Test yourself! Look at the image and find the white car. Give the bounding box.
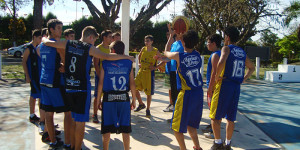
[7,43,29,57]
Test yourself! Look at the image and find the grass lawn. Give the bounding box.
[0,63,293,81]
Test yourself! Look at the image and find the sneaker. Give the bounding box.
[38,122,45,134]
[146,109,151,117]
[202,124,213,133]
[224,142,231,150]
[204,132,214,139]
[41,132,61,143]
[55,129,61,135]
[92,114,99,123]
[210,141,224,150]
[63,144,72,150]
[29,114,40,123]
[134,104,146,112]
[163,104,174,112]
[49,140,64,149]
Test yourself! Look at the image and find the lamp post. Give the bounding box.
[81,7,84,18]
[73,0,81,20]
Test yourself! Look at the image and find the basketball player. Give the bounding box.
[209,26,255,149]
[97,41,136,150]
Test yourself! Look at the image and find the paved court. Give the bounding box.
[239,80,300,150]
[0,79,284,150]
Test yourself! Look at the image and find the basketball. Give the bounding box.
[172,16,189,34]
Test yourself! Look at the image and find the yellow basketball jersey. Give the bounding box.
[140,46,158,70]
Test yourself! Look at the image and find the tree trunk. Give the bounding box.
[33,0,43,30]
[12,0,17,46]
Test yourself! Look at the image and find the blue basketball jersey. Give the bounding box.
[223,45,246,84]
[206,50,221,88]
[170,41,184,71]
[65,40,92,91]
[39,38,62,88]
[102,59,132,92]
[177,50,203,90]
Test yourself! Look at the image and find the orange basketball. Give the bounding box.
[172,16,189,34]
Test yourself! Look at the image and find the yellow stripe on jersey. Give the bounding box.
[209,63,226,119]
[172,90,185,132]
[177,70,191,91]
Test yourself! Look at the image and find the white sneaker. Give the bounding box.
[204,132,214,139]
[169,105,174,111]
[38,122,45,135]
[163,104,174,112]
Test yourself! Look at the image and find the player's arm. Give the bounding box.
[214,46,230,83]
[37,46,41,57]
[93,57,100,76]
[129,68,136,110]
[164,51,180,66]
[96,65,105,110]
[89,46,134,62]
[58,48,65,73]
[165,23,175,52]
[22,48,31,83]
[207,53,220,97]
[243,56,255,82]
[41,37,67,50]
[138,50,142,67]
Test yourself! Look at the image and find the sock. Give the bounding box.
[225,139,231,145]
[30,114,35,118]
[215,139,222,144]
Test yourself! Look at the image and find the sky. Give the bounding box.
[1,0,298,41]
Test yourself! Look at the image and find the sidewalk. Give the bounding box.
[0,79,282,150]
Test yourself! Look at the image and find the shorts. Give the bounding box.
[40,85,69,113]
[209,80,241,121]
[171,88,203,133]
[66,91,91,122]
[30,80,41,99]
[101,91,131,134]
[135,69,155,95]
[94,71,99,97]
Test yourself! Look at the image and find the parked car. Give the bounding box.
[7,43,30,57]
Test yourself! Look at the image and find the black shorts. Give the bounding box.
[170,71,180,103]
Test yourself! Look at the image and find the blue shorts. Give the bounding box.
[94,72,99,97]
[30,80,41,99]
[171,88,203,133]
[101,92,131,134]
[66,91,91,122]
[209,80,241,121]
[40,85,69,112]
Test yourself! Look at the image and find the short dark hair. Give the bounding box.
[47,19,63,35]
[112,32,120,38]
[82,26,99,38]
[144,35,154,41]
[101,30,113,40]
[224,26,239,43]
[42,28,48,37]
[110,41,125,55]
[32,29,41,39]
[64,28,75,37]
[207,34,222,48]
[182,30,199,49]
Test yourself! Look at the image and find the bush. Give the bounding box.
[0,38,11,50]
[203,55,210,64]
[289,58,300,64]
[271,61,280,68]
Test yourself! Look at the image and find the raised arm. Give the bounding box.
[22,48,31,83]
[165,23,175,53]
[89,46,134,62]
[96,65,105,110]
[164,51,180,66]
[129,68,136,110]
[243,56,255,82]
[215,46,230,83]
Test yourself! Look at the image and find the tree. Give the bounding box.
[260,30,281,61]
[33,0,43,29]
[276,31,300,59]
[283,1,300,27]
[82,0,172,38]
[184,0,282,52]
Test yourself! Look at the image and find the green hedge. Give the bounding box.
[129,51,139,57]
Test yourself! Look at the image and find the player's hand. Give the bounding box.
[98,101,102,110]
[158,67,165,73]
[167,23,175,36]
[149,66,157,71]
[138,63,141,68]
[131,102,136,110]
[25,76,31,83]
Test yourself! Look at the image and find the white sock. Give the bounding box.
[215,139,222,144]
[225,139,231,145]
[30,114,35,118]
